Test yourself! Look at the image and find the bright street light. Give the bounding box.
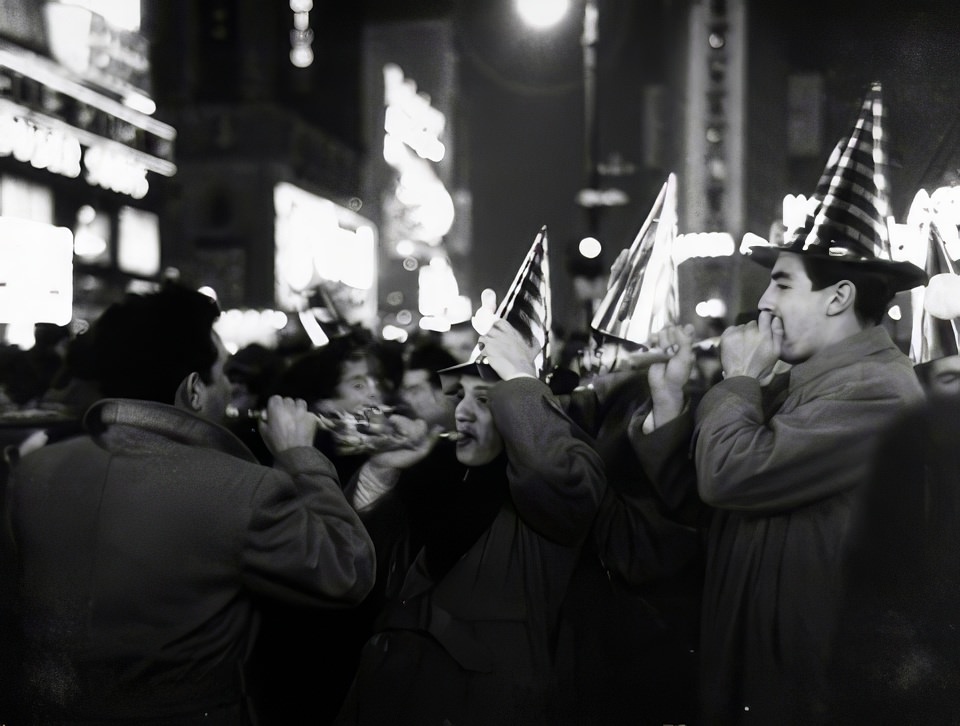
[579,236,602,259]
[515,0,571,29]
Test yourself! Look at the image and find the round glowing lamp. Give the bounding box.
[515,0,570,29]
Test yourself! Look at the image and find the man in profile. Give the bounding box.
[2,284,375,725]
[693,84,928,724]
[694,242,926,723]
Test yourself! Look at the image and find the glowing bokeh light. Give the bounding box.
[516,0,571,28]
[578,236,602,259]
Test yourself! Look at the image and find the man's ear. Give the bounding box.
[826,280,855,316]
[175,372,204,411]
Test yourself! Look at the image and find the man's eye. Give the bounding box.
[475,396,489,405]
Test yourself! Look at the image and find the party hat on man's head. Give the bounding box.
[747,82,926,292]
[910,217,960,366]
[439,226,552,389]
[591,172,679,347]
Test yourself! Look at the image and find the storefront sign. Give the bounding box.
[44,1,150,91]
[0,104,153,198]
[0,39,176,194]
[273,181,378,323]
[0,108,82,177]
[0,216,73,325]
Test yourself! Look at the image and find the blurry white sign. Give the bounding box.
[0,216,74,325]
[273,182,377,319]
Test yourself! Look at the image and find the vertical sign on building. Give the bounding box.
[684,0,745,236]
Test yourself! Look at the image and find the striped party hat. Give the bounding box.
[747,82,926,292]
[439,226,552,387]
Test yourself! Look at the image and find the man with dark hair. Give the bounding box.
[1,284,376,725]
[399,339,458,430]
[691,243,926,724]
[335,318,606,726]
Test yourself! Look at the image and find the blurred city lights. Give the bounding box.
[382,325,409,343]
[419,257,460,317]
[0,217,73,326]
[63,0,141,31]
[298,310,330,347]
[695,298,728,318]
[515,0,571,29]
[290,45,314,68]
[675,232,735,263]
[419,316,451,333]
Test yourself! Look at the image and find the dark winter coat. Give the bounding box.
[4,398,375,724]
[336,376,606,726]
[693,325,924,724]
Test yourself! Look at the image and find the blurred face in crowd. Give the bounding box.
[442,327,479,364]
[317,357,381,414]
[452,375,504,467]
[924,355,960,398]
[758,252,835,364]
[401,368,454,428]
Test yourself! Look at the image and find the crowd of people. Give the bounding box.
[0,218,957,725]
[2,78,960,721]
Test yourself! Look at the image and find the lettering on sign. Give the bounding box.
[0,111,82,178]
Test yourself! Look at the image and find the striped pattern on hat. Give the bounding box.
[494,226,552,377]
[793,82,891,260]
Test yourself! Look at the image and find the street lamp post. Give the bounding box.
[581,0,600,243]
[516,0,629,324]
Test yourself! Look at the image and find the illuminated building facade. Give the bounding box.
[644,0,960,337]
[150,0,376,350]
[0,0,175,343]
[362,19,471,343]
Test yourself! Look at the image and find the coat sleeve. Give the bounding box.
[239,446,376,607]
[490,377,607,546]
[693,367,914,512]
[630,407,702,521]
[591,405,704,585]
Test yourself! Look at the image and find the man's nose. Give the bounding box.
[757,285,776,313]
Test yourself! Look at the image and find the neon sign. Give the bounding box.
[0,112,82,178]
[383,64,446,162]
[84,143,149,199]
[0,105,153,198]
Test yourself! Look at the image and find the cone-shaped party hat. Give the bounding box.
[439,226,552,388]
[910,216,960,366]
[590,172,679,347]
[747,82,926,292]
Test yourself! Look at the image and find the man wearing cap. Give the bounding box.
[334,317,606,726]
[693,238,926,724]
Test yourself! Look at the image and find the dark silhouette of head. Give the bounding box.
[86,284,221,404]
